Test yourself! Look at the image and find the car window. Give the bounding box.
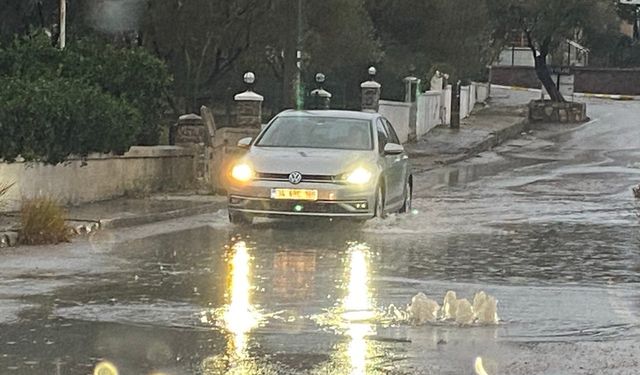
[383,118,401,144]
[376,119,389,154]
[256,116,373,150]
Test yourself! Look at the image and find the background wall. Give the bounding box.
[491,66,640,95]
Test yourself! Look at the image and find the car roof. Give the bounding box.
[277,109,380,121]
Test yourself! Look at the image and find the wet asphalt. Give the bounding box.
[0,92,639,374]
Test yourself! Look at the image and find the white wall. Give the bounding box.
[460,86,470,119]
[0,146,196,212]
[378,100,412,143]
[474,82,489,103]
[444,85,452,125]
[469,84,477,112]
[416,91,442,139]
[377,82,485,141]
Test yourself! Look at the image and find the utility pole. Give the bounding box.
[58,0,66,49]
[296,0,303,109]
[282,0,303,110]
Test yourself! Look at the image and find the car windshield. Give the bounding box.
[256,116,372,150]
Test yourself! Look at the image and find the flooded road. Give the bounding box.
[1,95,640,374]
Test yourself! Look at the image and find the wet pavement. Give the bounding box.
[1,92,640,374]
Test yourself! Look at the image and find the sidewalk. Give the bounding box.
[0,193,227,248]
[406,104,529,172]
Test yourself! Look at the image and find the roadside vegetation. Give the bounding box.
[0,182,13,212]
[19,197,71,245]
[0,0,638,161]
[0,32,171,165]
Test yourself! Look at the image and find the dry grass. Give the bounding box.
[19,197,71,245]
[0,182,13,209]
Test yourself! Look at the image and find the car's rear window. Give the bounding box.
[256,116,373,150]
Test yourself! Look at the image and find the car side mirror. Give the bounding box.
[384,143,404,155]
[237,137,253,149]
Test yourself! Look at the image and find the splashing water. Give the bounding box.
[406,293,439,324]
[406,290,500,326]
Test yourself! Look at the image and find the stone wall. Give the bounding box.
[491,65,640,95]
[0,146,196,212]
[529,100,587,123]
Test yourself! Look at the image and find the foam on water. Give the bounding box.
[406,290,500,326]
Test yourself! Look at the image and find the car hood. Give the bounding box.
[244,147,376,176]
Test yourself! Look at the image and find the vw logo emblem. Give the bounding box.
[288,171,303,185]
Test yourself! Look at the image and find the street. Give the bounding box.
[1,93,639,374]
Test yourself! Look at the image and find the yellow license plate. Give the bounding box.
[271,188,318,201]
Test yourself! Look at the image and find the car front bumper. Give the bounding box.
[227,180,376,218]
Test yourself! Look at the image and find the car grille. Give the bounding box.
[230,197,369,214]
[255,172,336,183]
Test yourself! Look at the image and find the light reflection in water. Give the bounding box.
[202,241,262,373]
[342,243,375,375]
[223,241,260,357]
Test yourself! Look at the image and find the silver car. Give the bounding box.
[226,110,412,224]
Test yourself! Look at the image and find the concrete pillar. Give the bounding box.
[361,66,381,112]
[403,76,420,102]
[234,72,264,128]
[171,113,204,146]
[309,73,332,110]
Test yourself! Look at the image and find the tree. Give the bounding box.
[365,0,493,99]
[213,0,381,111]
[142,0,272,113]
[0,32,174,163]
[487,0,607,102]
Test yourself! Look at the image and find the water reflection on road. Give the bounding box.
[200,240,264,374]
[2,98,640,374]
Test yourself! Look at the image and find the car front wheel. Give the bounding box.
[400,180,412,213]
[374,185,386,219]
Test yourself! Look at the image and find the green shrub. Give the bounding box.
[0,76,141,164]
[19,197,71,245]
[0,32,172,150]
[66,40,172,145]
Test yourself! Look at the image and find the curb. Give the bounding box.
[0,202,225,248]
[573,92,637,101]
[465,118,528,157]
[491,84,639,101]
[97,202,224,229]
[407,118,528,165]
[491,84,541,93]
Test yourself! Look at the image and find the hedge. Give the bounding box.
[0,76,141,164]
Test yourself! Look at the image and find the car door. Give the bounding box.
[383,118,410,204]
[376,118,404,207]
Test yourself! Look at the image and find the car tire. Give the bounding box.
[228,210,253,225]
[374,184,386,219]
[400,180,412,213]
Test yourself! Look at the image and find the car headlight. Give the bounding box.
[345,167,372,185]
[231,163,253,182]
